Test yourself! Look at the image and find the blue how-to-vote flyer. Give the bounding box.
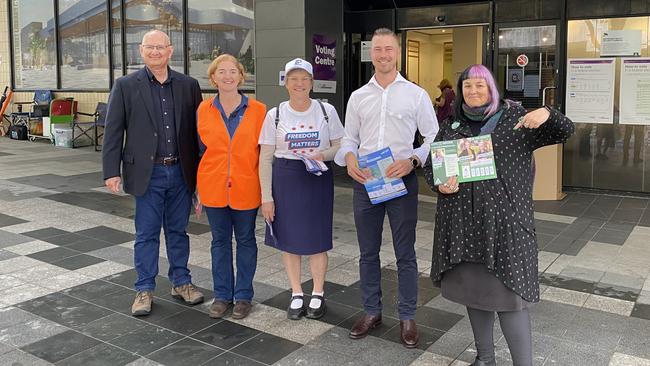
[357,147,408,204]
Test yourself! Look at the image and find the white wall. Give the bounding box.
[406,32,447,99]
[451,27,483,86]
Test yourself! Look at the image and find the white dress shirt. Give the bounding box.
[334,73,439,166]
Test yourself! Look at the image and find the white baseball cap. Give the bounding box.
[284,58,313,76]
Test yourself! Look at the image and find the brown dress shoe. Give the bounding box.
[131,291,153,316]
[400,319,419,348]
[209,299,231,319]
[232,301,252,319]
[171,283,204,305]
[349,313,382,339]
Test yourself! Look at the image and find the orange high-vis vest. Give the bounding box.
[196,97,266,210]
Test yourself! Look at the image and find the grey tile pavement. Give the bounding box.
[1,138,650,365]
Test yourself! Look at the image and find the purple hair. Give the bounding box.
[453,64,501,119]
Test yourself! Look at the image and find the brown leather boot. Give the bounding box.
[400,319,419,348]
[232,301,253,319]
[209,300,231,319]
[349,313,382,339]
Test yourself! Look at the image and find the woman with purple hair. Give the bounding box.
[424,64,574,366]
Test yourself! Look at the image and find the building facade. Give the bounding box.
[2,0,650,195]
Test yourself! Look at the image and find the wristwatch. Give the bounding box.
[409,156,419,169]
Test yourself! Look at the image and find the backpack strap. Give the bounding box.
[275,100,329,127]
[316,99,329,123]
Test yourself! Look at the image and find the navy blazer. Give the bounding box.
[102,67,203,196]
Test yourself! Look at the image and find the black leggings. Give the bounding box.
[467,307,533,366]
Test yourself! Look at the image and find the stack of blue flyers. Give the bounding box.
[296,153,329,176]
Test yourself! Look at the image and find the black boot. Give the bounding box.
[471,358,497,366]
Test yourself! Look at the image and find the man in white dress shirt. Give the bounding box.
[334,27,439,348]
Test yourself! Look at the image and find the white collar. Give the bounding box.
[368,72,408,90]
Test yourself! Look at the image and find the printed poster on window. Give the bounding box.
[620,58,650,125]
[312,34,336,93]
[565,58,615,124]
[361,41,372,62]
[601,30,642,57]
[506,69,523,91]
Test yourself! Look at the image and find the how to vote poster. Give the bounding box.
[565,58,615,124]
[619,58,650,125]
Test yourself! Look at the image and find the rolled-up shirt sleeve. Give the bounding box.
[334,95,361,166]
[412,90,439,164]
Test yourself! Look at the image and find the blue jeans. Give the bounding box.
[133,164,192,291]
[205,206,258,302]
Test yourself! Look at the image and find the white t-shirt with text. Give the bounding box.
[259,99,345,160]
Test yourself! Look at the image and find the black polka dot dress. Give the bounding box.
[424,102,575,305]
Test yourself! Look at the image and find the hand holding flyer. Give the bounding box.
[296,153,329,176]
[358,147,408,204]
[430,135,498,185]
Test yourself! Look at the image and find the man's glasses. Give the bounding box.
[142,45,170,51]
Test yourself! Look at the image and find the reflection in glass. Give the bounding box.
[497,25,556,109]
[112,0,123,81]
[564,17,650,193]
[124,0,184,74]
[58,0,110,89]
[11,0,57,89]
[187,0,255,89]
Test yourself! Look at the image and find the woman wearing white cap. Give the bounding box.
[258,58,345,320]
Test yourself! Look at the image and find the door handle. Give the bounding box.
[542,86,556,106]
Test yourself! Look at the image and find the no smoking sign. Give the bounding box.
[516,54,529,67]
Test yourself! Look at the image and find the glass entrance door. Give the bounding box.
[495,23,559,110]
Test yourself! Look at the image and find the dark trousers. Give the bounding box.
[352,172,419,320]
[205,206,258,302]
[133,164,192,291]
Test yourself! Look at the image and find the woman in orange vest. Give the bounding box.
[196,54,266,320]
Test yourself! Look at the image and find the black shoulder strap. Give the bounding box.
[275,100,329,126]
[316,99,329,123]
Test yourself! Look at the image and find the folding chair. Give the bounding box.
[0,86,13,137]
[73,102,107,149]
[11,90,52,125]
[94,102,107,151]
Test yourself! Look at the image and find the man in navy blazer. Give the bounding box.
[102,30,204,316]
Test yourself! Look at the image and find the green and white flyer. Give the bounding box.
[430,134,498,185]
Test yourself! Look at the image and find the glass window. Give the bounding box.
[112,0,123,81]
[564,17,650,193]
[497,25,557,109]
[58,0,110,89]
[11,0,57,89]
[187,0,255,89]
[124,0,184,74]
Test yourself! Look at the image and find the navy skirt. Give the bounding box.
[265,158,334,255]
